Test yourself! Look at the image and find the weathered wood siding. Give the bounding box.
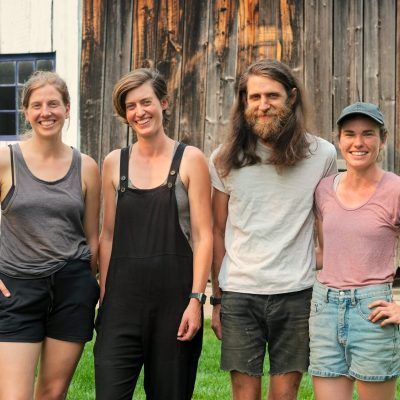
[81,0,400,173]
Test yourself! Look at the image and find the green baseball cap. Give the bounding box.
[336,102,385,126]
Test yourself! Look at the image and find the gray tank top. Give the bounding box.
[0,144,91,278]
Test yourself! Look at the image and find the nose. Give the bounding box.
[136,104,146,116]
[353,135,364,147]
[259,96,270,111]
[40,105,51,117]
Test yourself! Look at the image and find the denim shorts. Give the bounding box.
[220,289,312,376]
[309,280,400,382]
[0,260,99,343]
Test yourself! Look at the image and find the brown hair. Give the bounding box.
[112,68,170,126]
[21,71,70,109]
[215,59,310,176]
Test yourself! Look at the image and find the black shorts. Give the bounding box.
[0,260,99,343]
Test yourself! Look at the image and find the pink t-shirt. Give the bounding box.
[315,172,400,289]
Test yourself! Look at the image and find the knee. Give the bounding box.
[35,384,68,400]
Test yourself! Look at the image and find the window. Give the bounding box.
[0,53,55,139]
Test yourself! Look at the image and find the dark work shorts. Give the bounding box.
[0,259,99,343]
[220,288,312,376]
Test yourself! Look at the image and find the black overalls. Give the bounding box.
[94,143,203,400]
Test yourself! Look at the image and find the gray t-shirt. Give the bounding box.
[209,134,337,294]
[0,144,91,278]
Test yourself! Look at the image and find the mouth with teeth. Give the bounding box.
[350,151,368,156]
[135,118,151,127]
[39,120,56,127]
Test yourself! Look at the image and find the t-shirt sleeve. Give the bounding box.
[323,144,338,178]
[209,149,228,194]
[313,184,323,220]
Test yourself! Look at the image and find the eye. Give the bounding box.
[143,99,152,106]
[126,104,136,111]
[248,94,260,101]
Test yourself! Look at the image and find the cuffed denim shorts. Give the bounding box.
[220,289,312,376]
[309,280,400,382]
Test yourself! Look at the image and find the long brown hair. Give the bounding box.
[215,59,310,177]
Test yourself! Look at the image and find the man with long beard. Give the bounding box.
[209,59,337,400]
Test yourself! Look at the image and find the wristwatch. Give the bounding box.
[189,292,207,304]
[210,295,222,305]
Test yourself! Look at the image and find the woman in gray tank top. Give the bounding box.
[0,72,100,399]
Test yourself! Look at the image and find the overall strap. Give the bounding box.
[167,142,186,188]
[8,144,15,188]
[119,147,130,193]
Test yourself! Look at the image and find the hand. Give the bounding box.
[368,300,400,326]
[211,304,222,340]
[0,279,11,297]
[177,300,202,341]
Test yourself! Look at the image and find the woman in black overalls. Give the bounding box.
[94,69,212,399]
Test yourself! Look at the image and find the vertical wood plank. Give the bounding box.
[332,0,363,127]
[258,0,280,60]
[204,0,239,156]
[364,0,396,171]
[100,0,133,160]
[155,0,185,140]
[279,0,304,82]
[179,1,210,147]
[132,0,158,69]
[80,0,107,163]
[304,0,333,140]
[237,0,259,76]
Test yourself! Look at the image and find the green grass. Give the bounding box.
[68,320,399,399]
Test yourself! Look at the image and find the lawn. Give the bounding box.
[68,320,399,399]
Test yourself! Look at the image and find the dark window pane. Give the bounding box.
[36,60,53,71]
[0,62,15,84]
[18,61,34,83]
[18,111,29,134]
[0,87,16,109]
[0,113,16,135]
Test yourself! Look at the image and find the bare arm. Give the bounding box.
[177,147,213,341]
[315,217,323,270]
[98,151,119,303]
[0,147,12,297]
[82,154,101,275]
[211,188,229,340]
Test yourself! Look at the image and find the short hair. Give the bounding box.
[21,71,70,109]
[112,68,170,126]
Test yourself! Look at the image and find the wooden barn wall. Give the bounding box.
[81,0,400,174]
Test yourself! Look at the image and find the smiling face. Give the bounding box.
[338,116,386,172]
[125,81,168,139]
[244,75,293,143]
[24,84,69,138]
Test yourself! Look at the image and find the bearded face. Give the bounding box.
[244,101,293,144]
